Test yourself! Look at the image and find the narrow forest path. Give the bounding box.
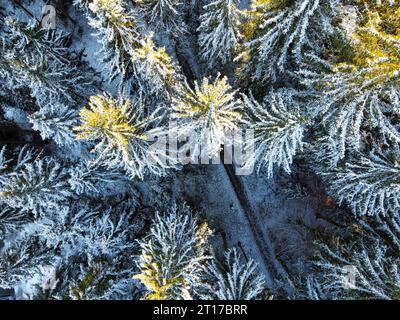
[173,38,287,286]
[223,160,288,282]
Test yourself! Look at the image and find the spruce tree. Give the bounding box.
[195,248,267,300]
[324,146,400,217]
[0,152,72,216]
[74,93,170,179]
[311,237,400,299]
[133,204,211,300]
[172,76,243,160]
[0,233,51,291]
[131,33,179,100]
[238,0,337,89]
[0,18,94,106]
[28,103,79,147]
[243,89,309,178]
[141,0,182,32]
[0,202,139,299]
[198,0,242,69]
[300,0,400,159]
[67,159,122,196]
[74,0,141,83]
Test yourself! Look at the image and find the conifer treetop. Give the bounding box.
[75,94,147,151]
[173,76,241,124]
[336,0,400,87]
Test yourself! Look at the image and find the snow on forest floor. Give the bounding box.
[2,0,341,295]
[168,164,273,282]
[158,162,339,291]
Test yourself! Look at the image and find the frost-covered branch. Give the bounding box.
[133,204,211,300]
[195,248,267,300]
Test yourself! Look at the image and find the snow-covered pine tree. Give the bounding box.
[0,150,72,216]
[359,213,400,253]
[311,236,400,300]
[74,93,170,179]
[0,232,52,291]
[67,159,122,196]
[0,144,132,230]
[172,76,243,160]
[195,248,267,300]
[133,204,211,300]
[130,33,179,100]
[0,18,94,106]
[300,0,400,160]
[74,0,141,84]
[197,0,242,69]
[141,0,182,32]
[3,16,77,65]
[238,0,337,89]
[67,260,136,300]
[324,146,400,217]
[28,103,79,147]
[0,205,31,239]
[243,89,309,178]
[0,202,139,299]
[52,208,137,300]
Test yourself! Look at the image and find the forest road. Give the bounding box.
[174,39,286,286]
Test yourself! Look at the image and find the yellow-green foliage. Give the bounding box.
[358,0,400,34]
[132,254,187,300]
[89,0,136,29]
[133,222,211,300]
[132,36,173,70]
[70,264,101,300]
[75,94,146,152]
[335,0,400,86]
[131,33,176,85]
[132,208,212,300]
[242,0,291,42]
[196,221,213,253]
[173,76,241,126]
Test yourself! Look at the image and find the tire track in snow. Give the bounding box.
[222,154,288,285]
[174,41,285,285]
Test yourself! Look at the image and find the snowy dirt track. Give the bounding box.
[3,0,393,301]
[1,0,332,292]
